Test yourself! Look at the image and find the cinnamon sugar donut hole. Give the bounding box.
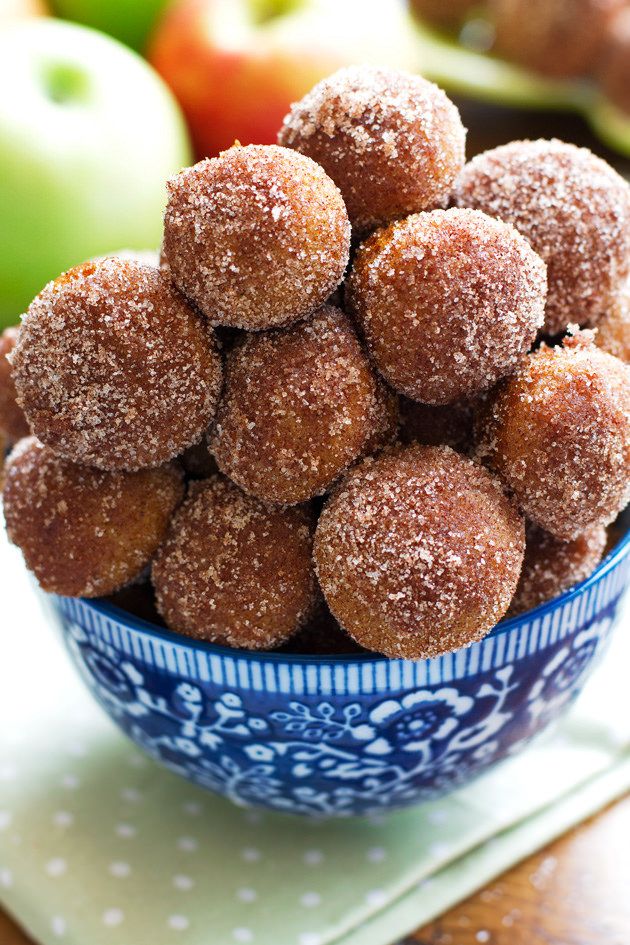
[477,332,630,540]
[347,208,546,404]
[211,305,398,505]
[3,437,184,597]
[453,140,630,334]
[596,282,630,363]
[162,144,350,331]
[490,0,623,79]
[508,522,607,616]
[10,258,222,472]
[0,327,29,445]
[152,476,317,650]
[314,444,525,660]
[278,66,466,234]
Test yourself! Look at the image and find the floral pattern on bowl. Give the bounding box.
[49,529,630,818]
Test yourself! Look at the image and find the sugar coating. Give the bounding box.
[398,395,475,453]
[211,305,398,505]
[509,522,607,616]
[0,327,29,445]
[10,258,222,472]
[278,65,466,233]
[347,208,546,404]
[595,281,630,364]
[314,444,525,660]
[476,332,630,540]
[490,0,622,78]
[91,248,160,268]
[162,144,350,331]
[152,476,317,650]
[3,437,184,597]
[453,139,630,335]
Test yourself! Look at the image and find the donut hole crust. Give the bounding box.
[3,437,185,597]
[0,327,29,445]
[314,444,525,659]
[476,334,630,540]
[152,476,317,650]
[278,66,466,234]
[212,305,398,505]
[347,208,546,404]
[162,144,351,330]
[453,139,630,334]
[11,258,222,471]
[509,522,607,616]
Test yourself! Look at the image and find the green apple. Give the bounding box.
[0,19,191,326]
[51,0,169,52]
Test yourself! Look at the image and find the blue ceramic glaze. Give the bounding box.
[48,527,630,818]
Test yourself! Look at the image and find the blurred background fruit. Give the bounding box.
[50,0,169,51]
[0,18,191,327]
[410,0,478,30]
[409,0,630,155]
[489,0,623,80]
[2,0,630,329]
[598,5,630,115]
[148,0,416,158]
[0,0,47,22]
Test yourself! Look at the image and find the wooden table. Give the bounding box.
[1,794,628,944]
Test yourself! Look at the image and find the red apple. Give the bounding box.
[148,0,415,158]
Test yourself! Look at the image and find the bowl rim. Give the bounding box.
[73,524,630,667]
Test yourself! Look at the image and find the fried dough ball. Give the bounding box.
[508,522,607,616]
[347,208,546,404]
[595,282,630,364]
[599,6,630,115]
[410,0,478,30]
[10,258,222,472]
[211,305,398,505]
[398,396,475,453]
[476,332,630,540]
[278,66,466,233]
[314,444,525,659]
[453,140,630,335]
[152,476,317,649]
[0,327,29,445]
[490,0,622,78]
[162,144,350,331]
[3,437,184,597]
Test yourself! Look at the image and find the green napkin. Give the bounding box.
[1,534,629,945]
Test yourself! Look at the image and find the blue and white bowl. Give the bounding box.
[49,527,630,818]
